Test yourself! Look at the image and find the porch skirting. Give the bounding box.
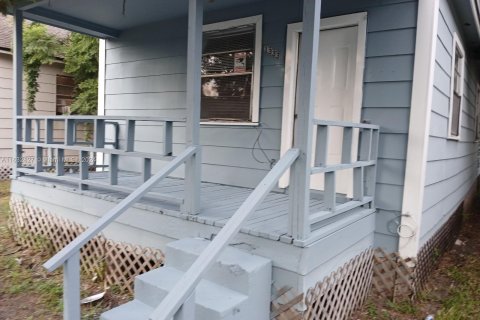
[8,197,165,293]
[0,166,11,181]
[302,248,375,320]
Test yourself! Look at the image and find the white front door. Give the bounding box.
[280,13,367,196]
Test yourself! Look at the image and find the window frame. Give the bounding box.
[201,15,263,126]
[447,33,465,140]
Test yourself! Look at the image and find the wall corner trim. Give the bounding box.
[399,0,440,259]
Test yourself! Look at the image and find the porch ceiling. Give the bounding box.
[19,0,263,38]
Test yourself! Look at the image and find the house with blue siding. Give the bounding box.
[4,0,480,319]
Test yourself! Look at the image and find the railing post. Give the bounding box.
[183,0,203,215]
[173,291,196,320]
[63,252,81,320]
[288,0,322,240]
[12,10,23,178]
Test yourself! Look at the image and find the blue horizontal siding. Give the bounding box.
[420,0,479,246]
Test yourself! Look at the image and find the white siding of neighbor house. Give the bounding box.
[104,0,418,252]
[420,0,479,246]
[0,52,67,160]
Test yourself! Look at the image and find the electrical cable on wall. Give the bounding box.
[251,124,276,169]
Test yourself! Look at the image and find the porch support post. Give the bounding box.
[12,10,24,178]
[183,0,203,215]
[288,0,322,240]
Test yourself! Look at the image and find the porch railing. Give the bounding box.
[308,119,380,235]
[15,115,187,205]
[42,145,199,320]
[149,148,300,320]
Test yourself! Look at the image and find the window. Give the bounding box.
[201,15,262,124]
[448,33,465,139]
[56,74,75,115]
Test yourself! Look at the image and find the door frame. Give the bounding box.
[279,12,368,188]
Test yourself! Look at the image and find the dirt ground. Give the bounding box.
[353,201,480,319]
[0,181,129,320]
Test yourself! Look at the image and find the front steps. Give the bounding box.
[101,238,272,320]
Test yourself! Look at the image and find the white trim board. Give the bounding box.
[96,39,106,171]
[279,12,368,188]
[447,32,465,141]
[399,0,440,258]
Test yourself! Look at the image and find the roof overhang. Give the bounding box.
[10,0,263,39]
[449,0,480,57]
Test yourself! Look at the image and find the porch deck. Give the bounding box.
[17,170,335,244]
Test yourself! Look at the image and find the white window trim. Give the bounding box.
[447,32,465,140]
[201,15,263,126]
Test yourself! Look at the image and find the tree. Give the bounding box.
[63,33,99,115]
[23,22,62,112]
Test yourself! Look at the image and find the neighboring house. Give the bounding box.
[0,15,74,178]
[5,0,480,319]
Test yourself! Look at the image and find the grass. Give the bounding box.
[0,181,127,319]
[355,208,480,320]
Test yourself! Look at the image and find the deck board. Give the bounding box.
[17,170,340,242]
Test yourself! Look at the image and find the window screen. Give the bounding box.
[201,24,256,122]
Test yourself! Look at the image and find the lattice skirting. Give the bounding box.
[414,204,463,292]
[303,248,375,320]
[8,198,165,294]
[371,204,464,301]
[0,166,11,180]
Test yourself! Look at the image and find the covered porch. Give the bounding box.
[8,0,381,319]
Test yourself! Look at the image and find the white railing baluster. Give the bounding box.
[353,166,364,201]
[65,119,75,146]
[35,119,41,142]
[35,146,43,172]
[94,119,106,148]
[56,148,65,176]
[45,118,54,144]
[143,158,152,182]
[163,121,173,156]
[24,118,32,142]
[110,154,119,185]
[126,120,135,152]
[80,150,89,190]
[314,125,328,167]
[341,127,353,164]
[63,252,81,320]
[324,171,336,211]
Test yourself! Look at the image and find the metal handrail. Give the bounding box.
[148,148,300,320]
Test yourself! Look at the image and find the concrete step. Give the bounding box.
[100,300,152,320]
[165,238,272,295]
[134,266,248,319]
[101,238,273,320]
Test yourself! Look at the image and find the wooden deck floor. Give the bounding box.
[17,171,334,243]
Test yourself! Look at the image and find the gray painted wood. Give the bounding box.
[102,0,420,251]
[421,0,479,246]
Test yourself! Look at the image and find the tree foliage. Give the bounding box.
[23,23,62,112]
[63,33,99,115]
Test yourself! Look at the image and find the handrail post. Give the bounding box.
[288,0,322,240]
[183,0,203,215]
[63,251,81,320]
